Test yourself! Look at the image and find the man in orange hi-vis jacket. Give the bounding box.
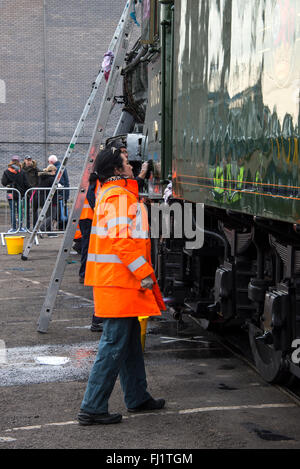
[77,146,166,426]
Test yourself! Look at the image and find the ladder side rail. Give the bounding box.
[37,4,136,333]
[21,0,131,260]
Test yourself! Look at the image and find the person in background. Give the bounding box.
[22,155,40,187]
[37,164,59,237]
[78,171,102,333]
[72,225,82,254]
[77,146,166,426]
[79,172,99,284]
[1,155,30,232]
[48,154,70,202]
[22,155,41,228]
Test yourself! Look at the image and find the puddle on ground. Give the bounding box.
[148,319,192,336]
[146,316,231,360]
[244,423,294,442]
[254,429,294,441]
[0,342,98,387]
[0,317,232,386]
[35,356,70,366]
[218,383,238,391]
[218,364,236,370]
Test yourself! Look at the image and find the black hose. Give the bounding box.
[123,45,148,73]
[192,214,229,259]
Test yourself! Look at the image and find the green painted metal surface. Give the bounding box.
[172,0,300,224]
[142,1,174,195]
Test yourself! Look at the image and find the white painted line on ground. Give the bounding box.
[0,295,46,300]
[160,336,212,344]
[178,403,296,414]
[1,271,94,304]
[2,272,41,286]
[0,437,17,442]
[58,290,94,303]
[1,402,296,440]
[65,325,92,329]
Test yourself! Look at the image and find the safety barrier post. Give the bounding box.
[0,188,22,244]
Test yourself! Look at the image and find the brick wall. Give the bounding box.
[0,0,138,187]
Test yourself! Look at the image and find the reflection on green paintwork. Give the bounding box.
[173,0,300,224]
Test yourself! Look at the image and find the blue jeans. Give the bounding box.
[80,317,151,414]
[8,199,20,230]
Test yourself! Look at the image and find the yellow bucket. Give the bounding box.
[138,316,149,352]
[5,236,25,255]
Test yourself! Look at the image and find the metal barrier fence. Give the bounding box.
[0,187,22,245]
[0,187,77,245]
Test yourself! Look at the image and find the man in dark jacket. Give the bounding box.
[37,164,59,236]
[48,155,70,200]
[48,155,70,229]
[1,156,30,232]
[22,155,40,187]
[22,155,41,228]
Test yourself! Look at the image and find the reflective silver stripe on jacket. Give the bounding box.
[87,254,122,263]
[87,253,147,273]
[128,256,147,273]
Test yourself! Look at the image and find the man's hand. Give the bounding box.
[141,275,154,290]
[138,162,149,180]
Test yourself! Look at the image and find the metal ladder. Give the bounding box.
[33,1,138,333]
[21,0,132,261]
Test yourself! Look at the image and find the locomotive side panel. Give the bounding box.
[173,0,300,224]
[129,0,300,384]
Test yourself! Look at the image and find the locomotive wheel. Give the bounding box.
[248,323,290,384]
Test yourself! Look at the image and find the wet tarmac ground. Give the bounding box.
[1,235,300,449]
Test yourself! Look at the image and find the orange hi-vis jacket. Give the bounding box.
[80,199,93,221]
[80,180,100,221]
[74,226,82,240]
[84,178,166,318]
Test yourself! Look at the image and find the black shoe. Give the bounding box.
[79,277,84,284]
[90,314,103,332]
[72,242,81,254]
[127,398,165,413]
[90,322,103,332]
[78,411,122,426]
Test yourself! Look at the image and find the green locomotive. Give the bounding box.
[120,0,300,383]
